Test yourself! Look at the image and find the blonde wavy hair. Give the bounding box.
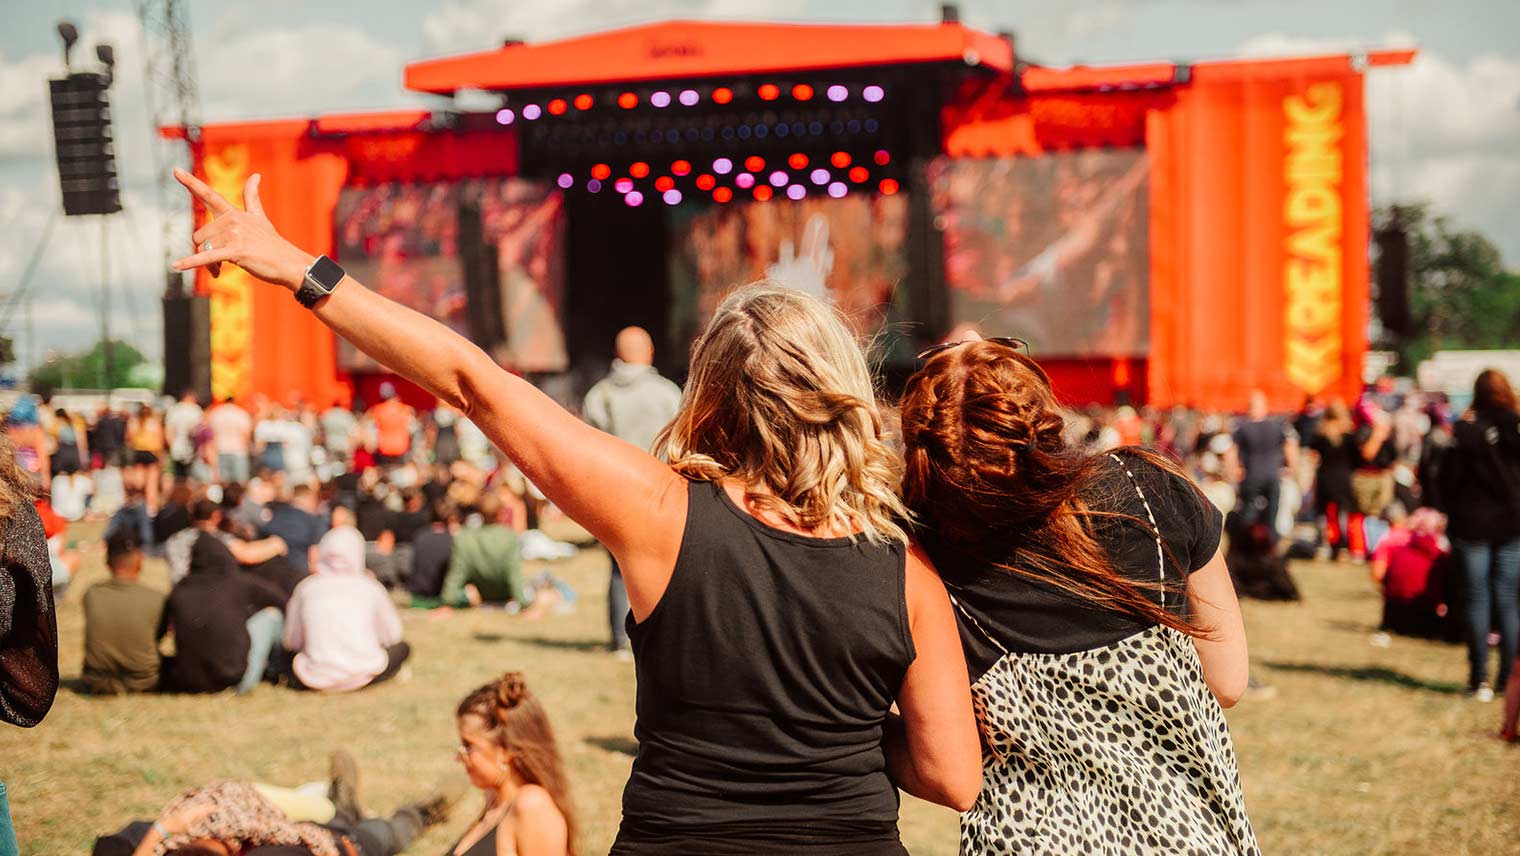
[653,283,909,545]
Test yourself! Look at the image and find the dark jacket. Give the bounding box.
[1441,407,1520,541]
[160,533,285,693]
[0,501,58,727]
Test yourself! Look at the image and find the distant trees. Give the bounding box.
[28,339,145,398]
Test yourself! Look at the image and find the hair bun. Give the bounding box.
[495,672,528,712]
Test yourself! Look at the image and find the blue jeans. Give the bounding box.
[609,558,629,651]
[0,780,18,856]
[240,608,284,695]
[1454,537,1520,687]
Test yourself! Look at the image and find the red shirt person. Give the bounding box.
[365,383,413,466]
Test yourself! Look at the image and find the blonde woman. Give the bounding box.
[170,169,979,853]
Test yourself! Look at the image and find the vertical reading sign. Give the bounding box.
[201,144,255,401]
[1282,81,1345,396]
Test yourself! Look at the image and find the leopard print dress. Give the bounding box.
[954,456,1260,856]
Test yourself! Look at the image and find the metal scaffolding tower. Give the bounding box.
[135,0,200,295]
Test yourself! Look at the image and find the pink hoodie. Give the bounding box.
[282,526,403,692]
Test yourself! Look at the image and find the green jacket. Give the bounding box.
[440,524,525,607]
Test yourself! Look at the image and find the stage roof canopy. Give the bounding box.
[404,20,1015,94]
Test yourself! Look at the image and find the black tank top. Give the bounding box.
[615,480,914,848]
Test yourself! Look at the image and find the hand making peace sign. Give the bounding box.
[170,167,316,290]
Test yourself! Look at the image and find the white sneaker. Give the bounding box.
[1369,632,1392,648]
[1473,684,1495,703]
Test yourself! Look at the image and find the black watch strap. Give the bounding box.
[296,255,345,308]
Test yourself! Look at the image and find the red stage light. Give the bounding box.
[591,164,612,180]
[618,92,638,109]
[757,83,780,101]
[744,155,765,172]
[655,176,675,192]
[695,174,716,191]
[753,185,774,201]
[713,187,733,203]
[671,160,692,176]
[788,153,809,170]
[874,149,891,166]
[547,98,568,115]
[792,83,814,101]
[630,162,650,178]
[573,93,593,110]
[848,166,869,183]
[712,87,734,105]
[879,178,900,195]
[831,151,851,168]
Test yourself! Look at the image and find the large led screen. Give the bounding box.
[930,150,1150,357]
[473,179,568,373]
[667,194,911,358]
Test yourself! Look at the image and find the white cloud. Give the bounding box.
[420,0,809,54]
[1238,32,1520,265]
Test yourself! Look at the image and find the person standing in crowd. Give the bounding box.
[319,398,359,473]
[582,326,682,657]
[159,533,286,695]
[253,404,290,477]
[1233,389,1297,537]
[900,336,1257,855]
[208,397,253,485]
[1351,396,1398,529]
[263,484,328,573]
[0,429,58,856]
[126,404,166,514]
[1311,400,1363,559]
[81,529,165,694]
[7,397,50,492]
[164,390,205,485]
[430,404,463,468]
[49,407,87,480]
[170,168,979,852]
[366,383,413,469]
[1439,369,1520,702]
[450,672,575,856]
[281,527,409,692]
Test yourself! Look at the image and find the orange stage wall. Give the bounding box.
[190,117,518,405]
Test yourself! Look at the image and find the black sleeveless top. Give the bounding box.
[614,480,914,851]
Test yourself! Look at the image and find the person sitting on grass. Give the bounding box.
[91,751,456,856]
[81,529,165,694]
[1370,505,1453,640]
[405,499,457,602]
[164,499,290,589]
[281,527,409,692]
[435,493,556,614]
[158,534,286,695]
[449,672,575,856]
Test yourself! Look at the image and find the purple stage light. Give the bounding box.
[625,191,644,207]
[494,108,515,125]
[810,168,830,185]
[786,184,806,200]
[713,157,734,175]
[650,91,672,108]
[679,89,699,106]
[521,104,543,120]
[826,85,848,102]
[663,189,683,205]
[769,170,788,187]
[614,178,634,194]
[587,179,603,193]
[862,85,885,103]
[827,182,847,198]
[556,173,574,189]
[735,172,756,189]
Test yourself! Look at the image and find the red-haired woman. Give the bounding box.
[449,672,574,856]
[900,335,1259,854]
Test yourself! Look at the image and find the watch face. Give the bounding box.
[308,256,345,291]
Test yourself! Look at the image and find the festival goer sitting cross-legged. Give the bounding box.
[169,167,978,853]
[899,334,1259,855]
[281,526,409,692]
[158,533,286,695]
[449,672,575,856]
[81,529,165,694]
[91,751,457,856]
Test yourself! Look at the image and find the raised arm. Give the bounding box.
[170,170,686,614]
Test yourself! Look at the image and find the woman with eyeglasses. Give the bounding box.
[450,673,574,856]
[899,333,1259,855]
[169,169,979,855]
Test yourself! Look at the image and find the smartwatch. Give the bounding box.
[296,255,345,308]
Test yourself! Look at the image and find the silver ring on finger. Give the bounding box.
[201,240,214,252]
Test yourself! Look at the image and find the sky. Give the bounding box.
[0,0,1515,370]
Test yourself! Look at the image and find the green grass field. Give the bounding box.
[5,522,1517,855]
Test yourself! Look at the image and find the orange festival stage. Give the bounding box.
[168,18,1414,412]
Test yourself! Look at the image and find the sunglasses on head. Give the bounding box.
[916,336,1029,361]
